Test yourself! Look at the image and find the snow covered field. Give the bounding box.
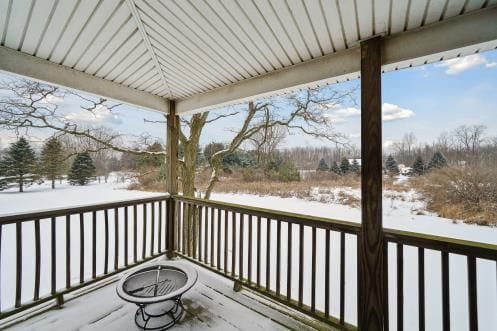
[1,179,496,330]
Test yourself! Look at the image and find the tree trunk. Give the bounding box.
[19,174,23,192]
[51,177,55,189]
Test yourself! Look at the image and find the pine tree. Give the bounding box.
[428,151,448,170]
[67,152,96,185]
[40,137,65,189]
[330,161,341,175]
[350,159,360,174]
[385,155,399,175]
[0,137,38,192]
[340,158,350,174]
[412,156,425,176]
[316,158,329,171]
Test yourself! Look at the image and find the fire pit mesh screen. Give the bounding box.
[123,267,188,298]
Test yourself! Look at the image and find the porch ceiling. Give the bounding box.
[0,0,496,114]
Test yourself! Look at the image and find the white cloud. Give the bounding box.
[325,103,414,123]
[65,105,122,125]
[382,103,415,121]
[438,54,496,75]
[383,140,394,149]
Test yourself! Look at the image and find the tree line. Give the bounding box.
[0,136,97,192]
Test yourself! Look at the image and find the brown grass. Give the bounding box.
[413,165,497,226]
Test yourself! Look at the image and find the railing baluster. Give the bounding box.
[65,215,70,289]
[287,223,293,301]
[51,217,56,295]
[15,222,22,308]
[239,213,244,280]
[311,225,316,312]
[114,207,119,270]
[266,218,271,291]
[442,251,450,331]
[194,206,203,261]
[224,210,228,274]
[104,209,109,274]
[298,223,304,306]
[142,204,147,259]
[397,243,404,331]
[340,231,345,325]
[158,201,162,252]
[248,215,252,284]
[232,211,237,277]
[325,228,330,317]
[467,255,478,331]
[257,215,261,287]
[205,207,209,264]
[419,247,425,331]
[276,220,281,295]
[34,220,40,300]
[80,213,84,283]
[217,208,221,270]
[92,211,96,279]
[211,207,215,267]
[150,202,154,256]
[124,206,128,266]
[133,205,137,263]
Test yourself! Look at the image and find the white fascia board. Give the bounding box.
[0,46,170,113]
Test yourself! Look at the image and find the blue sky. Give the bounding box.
[1,49,496,150]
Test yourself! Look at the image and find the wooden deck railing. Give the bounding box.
[383,229,497,331]
[0,195,169,319]
[173,195,361,330]
[1,194,496,330]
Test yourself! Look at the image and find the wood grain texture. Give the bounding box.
[359,36,384,331]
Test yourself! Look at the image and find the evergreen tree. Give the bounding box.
[428,151,448,170]
[330,161,341,175]
[385,155,399,175]
[351,159,360,174]
[67,152,96,185]
[0,137,38,192]
[316,158,329,171]
[40,137,65,189]
[412,156,425,176]
[340,158,350,174]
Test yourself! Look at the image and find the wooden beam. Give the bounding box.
[0,46,170,113]
[176,7,497,114]
[166,100,178,256]
[359,36,384,331]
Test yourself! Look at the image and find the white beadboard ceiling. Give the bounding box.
[0,0,496,113]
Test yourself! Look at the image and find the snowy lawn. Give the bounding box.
[0,180,496,331]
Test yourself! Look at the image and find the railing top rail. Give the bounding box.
[384,228,497,260]
[0,194,169,224]
[174,195,361,234]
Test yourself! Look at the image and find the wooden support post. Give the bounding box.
[359,36,384,331]
[166,100,179,258]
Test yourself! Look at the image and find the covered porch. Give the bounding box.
[1,1,497,330]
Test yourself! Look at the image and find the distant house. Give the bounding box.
[348,158,361,166]
[398,164,413,176]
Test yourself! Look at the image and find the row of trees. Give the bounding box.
[0,137,96,191]
[391,127,497,166]
[317,158,360,175]
[385,151,448,176]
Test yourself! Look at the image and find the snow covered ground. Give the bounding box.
[1,179,496,330]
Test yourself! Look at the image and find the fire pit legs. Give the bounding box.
[134,296,184,330]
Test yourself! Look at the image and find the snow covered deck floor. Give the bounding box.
[6,258,331,331]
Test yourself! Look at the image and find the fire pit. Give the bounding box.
[116,261,198,330]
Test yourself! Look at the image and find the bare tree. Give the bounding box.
[247,108,287,167]
[453,125,486,154]
[0,79,162,157]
